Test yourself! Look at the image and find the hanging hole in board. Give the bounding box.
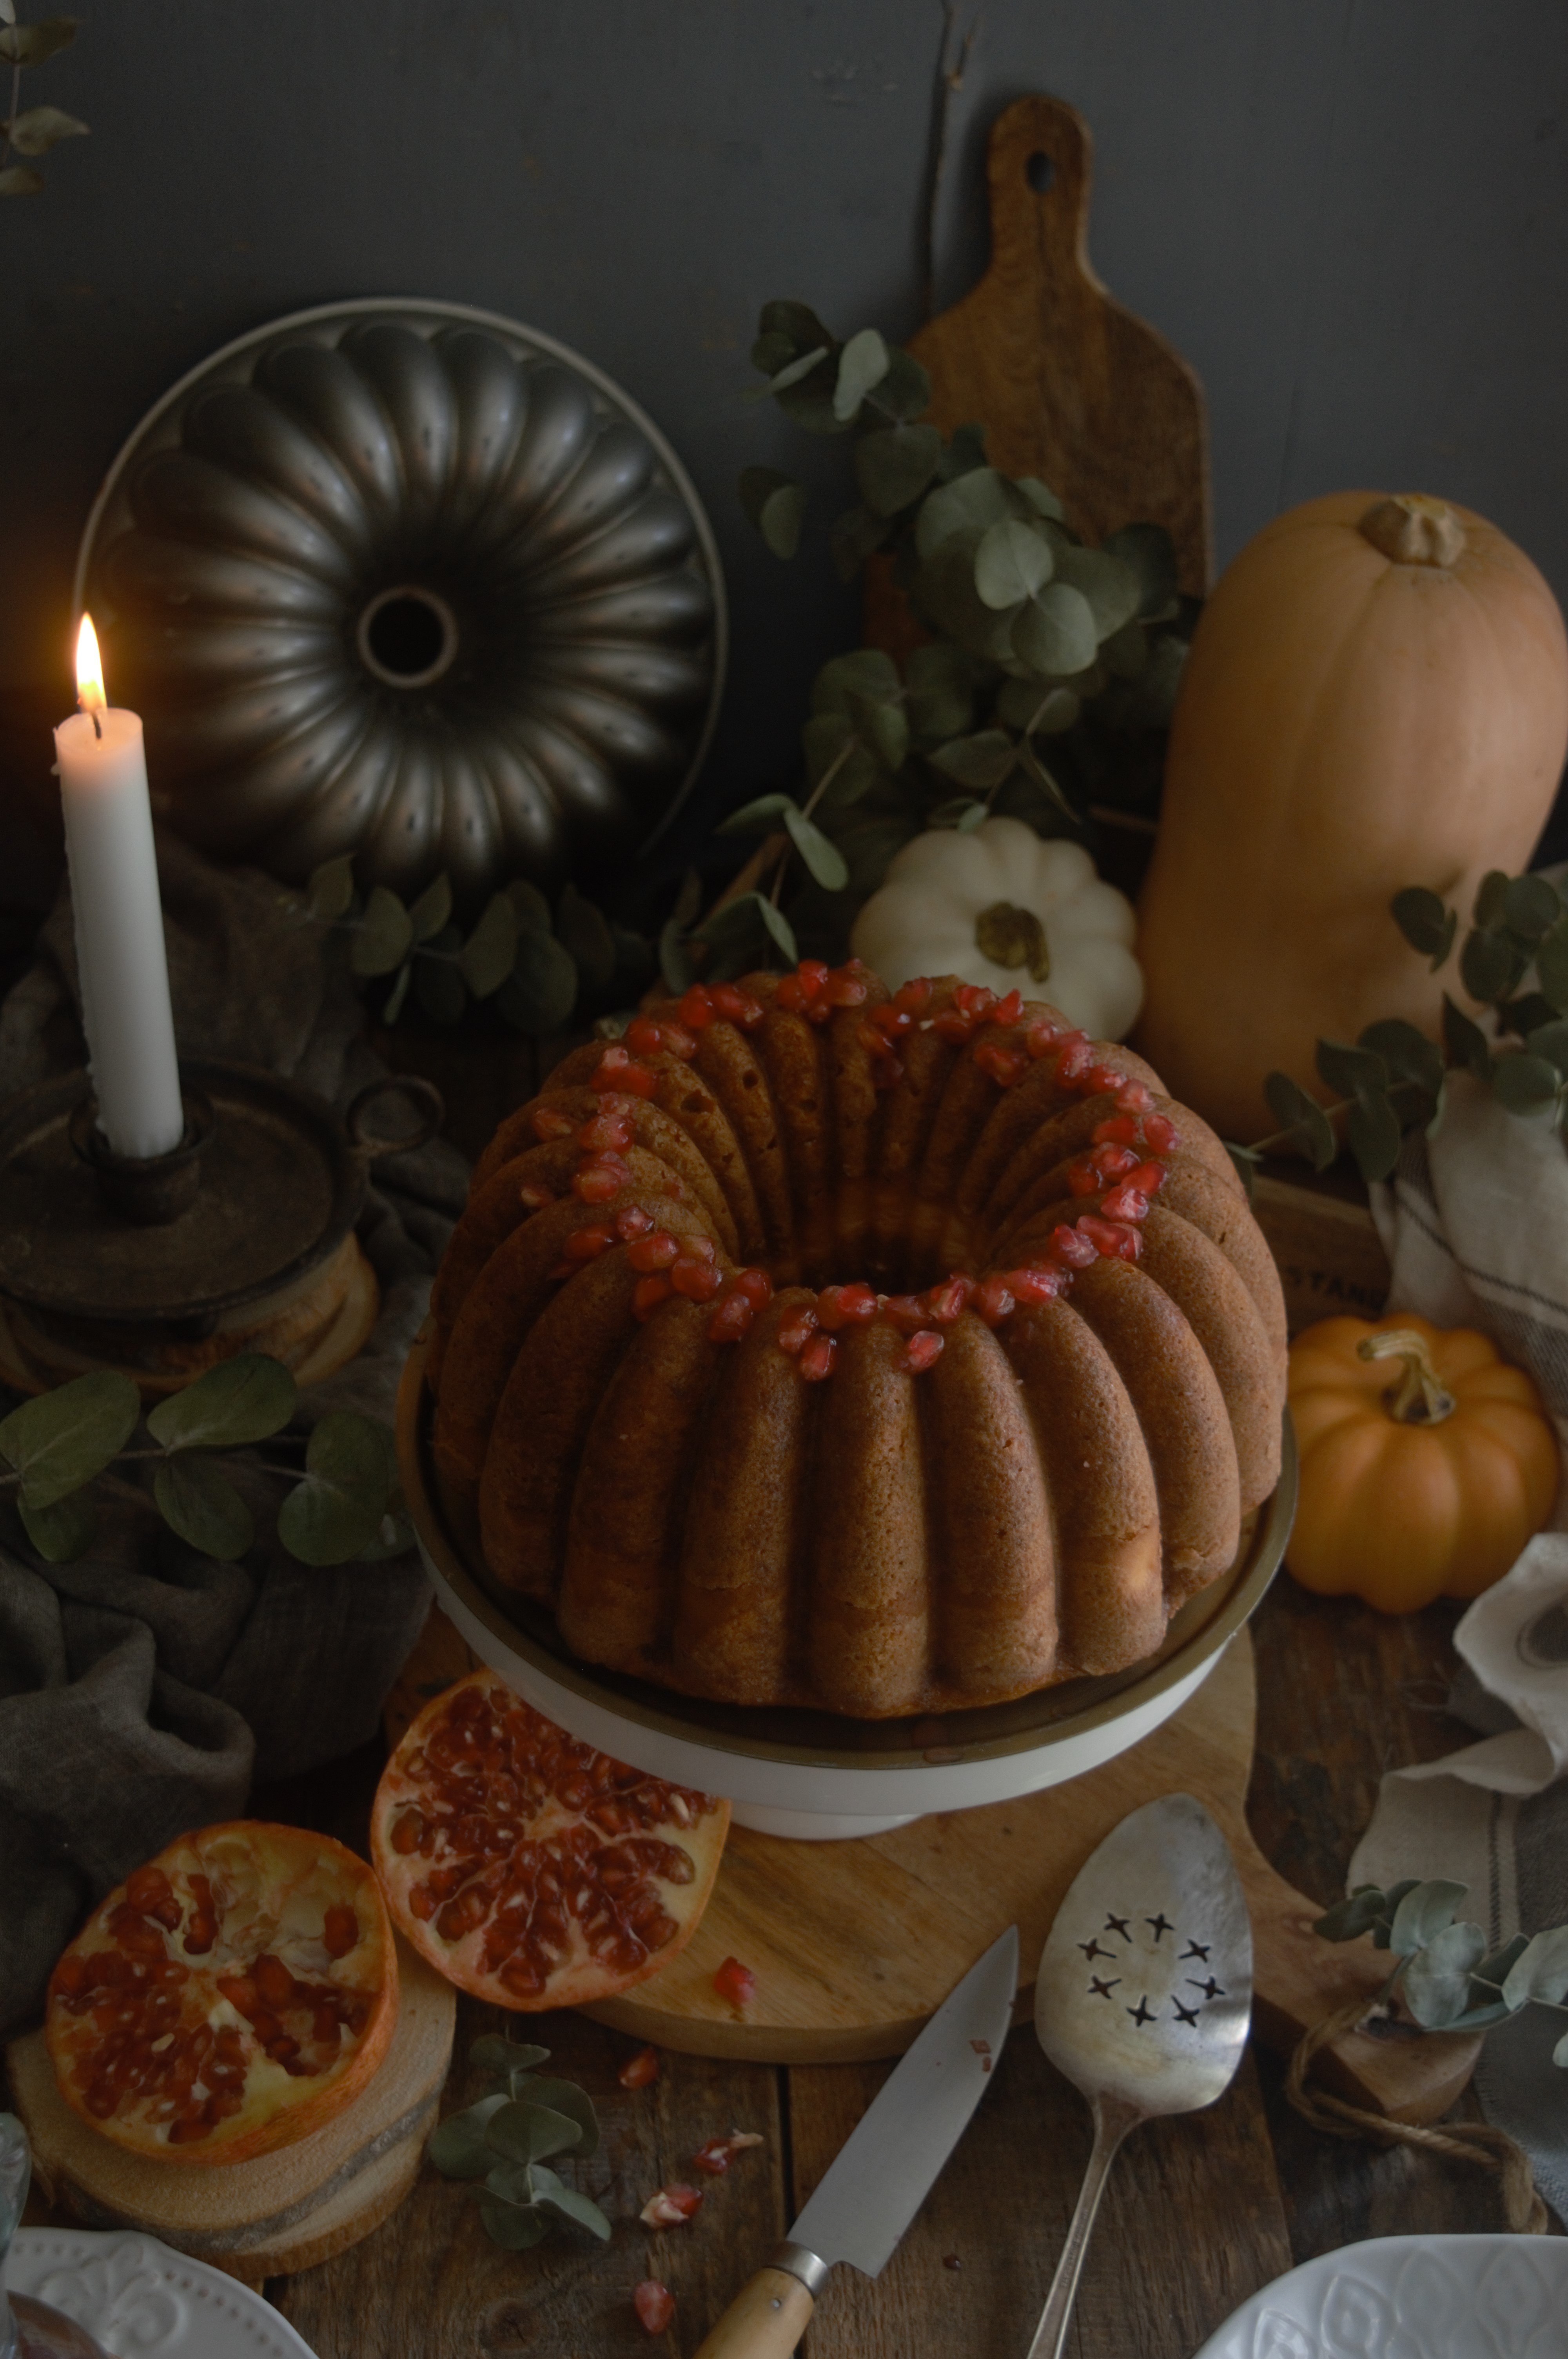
[1026,151,1055,195]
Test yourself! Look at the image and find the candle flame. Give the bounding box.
[76,614,107,714]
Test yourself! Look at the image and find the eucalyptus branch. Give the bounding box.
[1316,1877,1568,2060]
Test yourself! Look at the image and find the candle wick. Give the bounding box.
[91,710,102,740]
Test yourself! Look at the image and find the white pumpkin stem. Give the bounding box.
[1358,495,1466,570]
[1357,1328,1457,1424]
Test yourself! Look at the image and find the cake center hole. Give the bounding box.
[357,586,458,689]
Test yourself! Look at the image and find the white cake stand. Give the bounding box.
[397,1341,1294,1839]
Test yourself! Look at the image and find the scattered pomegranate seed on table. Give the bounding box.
[633,2280,676,2334]
[639,2183,704,2227]
[713,1956,757,2010]
[618,2043,660,2089]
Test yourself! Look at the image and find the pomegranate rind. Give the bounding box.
[369,1669,730,2010]
[45,1821,398,2167]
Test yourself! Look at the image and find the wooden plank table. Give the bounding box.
[233,1570,1557,2359]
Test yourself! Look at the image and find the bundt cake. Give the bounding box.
[426,959,1287,1718]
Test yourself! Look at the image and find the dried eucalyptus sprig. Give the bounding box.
[426,2035,611,2252]
[0,7,89,197]
[299,858,656,1038]
[0,1355,404,1566]
[1229,866,1568,1194]
[1316,1878,1568,2060]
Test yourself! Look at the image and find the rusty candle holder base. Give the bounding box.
[68,1091,214,1225]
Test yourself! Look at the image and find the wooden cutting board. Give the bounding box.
[388,1609,1475,2127]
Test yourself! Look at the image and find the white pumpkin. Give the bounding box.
[850,818,1143,1041]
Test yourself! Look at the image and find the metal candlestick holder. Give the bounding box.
[0,1061,443,1395]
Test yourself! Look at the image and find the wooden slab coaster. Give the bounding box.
[5,1934,454,2286]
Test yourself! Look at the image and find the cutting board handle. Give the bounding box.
[983,93,1099,301]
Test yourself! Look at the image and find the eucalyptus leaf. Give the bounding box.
[415,944,467,1026]
[937,422,988,481]
[1346,1090,1405,1183]
[1501,994,1558,1041]
[1099,622,1148,681]
[774,358,845,436]
[529,2180,612,2239]
[154,1454,255,1562]
[1472,1934,1531,1995]
[305,858,355,925]
[1502,1925,1568,2009]
[456,893,519,999]
[1442,993,1494,1082]
[756,299,833,356]
[0,1370,140,1511]
[751,894,799,964]
[1370,1881,1423,1948]
[147,1353,295,1453]
[1315,1038,1388,1100]
[1473,870,1512,931]
[904,643,974,742]
[0,17,78,65]
[427,2092,512,2178]
[853,423,942,520]
[915,468,1015,560]
[408,873,453,943]
[379,962,412,1026]
[499,927,578,1033]
[0,164,43,194]
[484,2100,583,2167]
[1262,1073,1336,1171]
[783,805,849,892]
[833,327,889,421]
[0,5,15,24]
[829,503,890,580]
[3,103,86,154]
[1314,1886,1391,1943]
[1526,1017,1568,1074]
[19,1486,96,1562]
[853,694,908,775]
[505,876,553,933]
[1390,886,1456,968]
[868,344,931,423]
[1461,925,1524,1006]
[1013,582,1098,679]
[508,2075,600,2159]
[1388,1879,1468,1956]
[973,517,1054,610]
[1503,872,1562,942]
[351,886,414,978]
[476,2199,550,2251]
[766,342,829,395]
[813,649,902,711]
[717,792,792,836]
[1013,476,1066,522]
[1401,1919,1487,2027]
[555,884,615,998]
[928,731,1016,792]
[929,797,989,831]
[277,1413,393,1566]
[1357,1019,1446,1099]
[1535,918,1568,1014]
[1101,523,1178,619]
[468,2036,552,2077]
[1051,547,1141,641]
[739,465,805,558]
[1490,1052,1563,1118]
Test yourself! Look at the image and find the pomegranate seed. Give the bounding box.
[619,2045,661,2089]
[975,1274,1016,1326]
[817,1281,877,1330]
[933,1010,976,1044]
[1126,1160,1164,1194]
[894,975,933,1014]
[775,973,811,1012]
[993,988,1024,1025]
[798,958,829,990]
[679,984,716,1030]
[777,1308,818,1356]
[1067,1158,1100,1196]
[734,1268,773,1307]
[518,1182,556,1210]
[925,1274,975,1323]
[708,1290,755,1343]
[1078,1214,1142,1261]
[902,1330,944,1373]
[691,2138,734,2176]
[616,1203,656,1239]
[1024,1018,1065,1059]
[626,1230,681,1271]
[322,1904,359,1959]
[713,1956,757,2008]
[686,1235,717,1263]
[1047,1223,1099,1269]
[872,1053,904,1090]
[882,1293,929,1334]
[1054,1035,1094,1082]
[856,1020,887,1056]
[797,1332,837,1381]
[533,1107,577,1140]
[1116,1080,1154,1112]
[974,1040,1028,1088]
[579,1107,636,1152]
[633,1273,674,1321]
[1143,1113,1181,1153]
[1090,1144,1138,1180]
[1085,1061,1124,1095]
[574,1154,633,1202]
[640,2185,704,2227]
[564,1224,615,1262]
[624,1017,665,1057]
[670,1256,722,1303]
[955,983,997,1018]
[592,1050,659,1098]
[1092,1115,1142,1147]
[633,2281,676,2334]
[659,1020,699,1060]
[1008,1265,1065,1305]
[1100,1184,1150,1224]
[870,1001,913,1037]
[709,983,749,1020]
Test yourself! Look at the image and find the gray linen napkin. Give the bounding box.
[1349,1066,1568,2220]
[0,836,470,2035]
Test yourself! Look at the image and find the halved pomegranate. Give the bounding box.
[45,1823,397,2166]
[370,1670,730,2010]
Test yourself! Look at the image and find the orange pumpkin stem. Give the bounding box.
[1356,1328,1457,1425]
[1358,495,1466,569]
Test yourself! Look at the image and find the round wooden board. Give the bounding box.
[6,1934,454,2285]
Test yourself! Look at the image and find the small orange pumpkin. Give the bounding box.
[1287,1312,1559,1612]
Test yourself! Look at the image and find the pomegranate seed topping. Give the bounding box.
[564,1224,615,1262]
[1008,1265,1065,1305]
[532,1107,577,1140]
[902,1330,945,1373]
[1092,1115,1142,1147]
[816,1281,877,1330]
[798,959,830,992]
[1126,1160,1165,1194]
[713,1956,757,2008]
[517,1182,556,1210]
[1143,1113,1181,1154]
[1066,1157,1100,1197]
[856,1020,887,1056]
[820,969,868,1009]
[1116,1081,1155,1113]
[709,983,752,1021]
[777,1309,818,1356]
[993,987,1024,1025]
[615,1203,656,1240]
[775,973,812,1012]
[619,2044,660,2089]
[679,984,716,1030]
[872,1052,904,1091]
[626,1230,681,1271]
[974,1040,1028,1088]
[1047,1223,1100,1269]
[623,1016,666,1057]
[734,1268,773,1308]
[797,1332,837,1381]
[975,1274,1016,1326]
[708,1290,755,1343]
[1085,1061,1124,1095]
[1024,1018,1065,1059]
[580,1107,637,1152]
[640,2185,704,2227]
[1054,1035,1094,1082]
[633,2281,676,2334]
[955,983,997,1018]
[633,1274,674,1321]
[870,1001,913,1037]
[933,1010,976,1044]
[1099,1183,1150,1224]
[574,1154,633,1203]
[671,1256,722,1303]
[592,1050,659,1098]
[882,1293,929,1334]
[1078,1214,1142,1261]
[686,1235,717,1262]
[1091,1144,1139,1180]
[925,1274,975,1323]
[893,975,934,1014]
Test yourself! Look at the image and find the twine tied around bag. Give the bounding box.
[1286,1998,1550,2234]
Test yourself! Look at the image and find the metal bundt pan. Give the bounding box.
[397,1337,1297,1828]
[74,300,727,905]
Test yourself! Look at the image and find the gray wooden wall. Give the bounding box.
[3,0,1566,845]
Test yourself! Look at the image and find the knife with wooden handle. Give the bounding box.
[692,1925,1019,2358]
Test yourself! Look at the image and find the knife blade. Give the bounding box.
[692,1925,1019,2359]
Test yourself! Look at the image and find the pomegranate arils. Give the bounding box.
[1054,1036,1094,1083]
[532,1107,577,1140]
[592,1048,658,1098]
[975,1275,1016,1327]
[633,2281,676,2334]
[579,1107,636,1153]
[1078,1214,1142,1261]
[1066,1157,1100,1197]
[563,1224,615,1263]
[615,1203,656,1241]
[1092,1115,1142,1147]
[1025,1018,1065,1058]
[1100,1183,1150,1224]
[713,1955,757,2010]
[679,983,716,1029]
[817,1281,876,1330]
[1091,1143,1139,1180]
[691,2137,734,2175]
[1008,1265,1064,1305]
[626,1230,681,1272]
[670,1256,722,1303]
[954,983,997,1018]
[708,1290,754,1343]
[619,2043,661,2089]
[733,1267,773,1309]
[1048,1223,1100,1269]
[633,1273,673,1321]
[882,1293,929,1335]
[518,1182,556,1211]
[1143,1112,1181,1153]
[974,1040,1028,1088]
[1085,1062,1124,1094]
[870,1000,913,1037]
[775,972,812,1012]
[1116,1080,1154,1113]
[925,1274,975,1323]
[711,982,763,1027]
[623,1016,666,1058]
[993,987,1024,1025]
[777,1307,818,1356]
[893,975,933,1015]
[797,1331,837,1381]
[820,969,868,1008]
[902,1330,944,1373]
[640,2184,704,2228]
[574,1154,633,1203]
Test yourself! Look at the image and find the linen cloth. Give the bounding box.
[0,836,469,2034]
[1349,1067,1568,2221]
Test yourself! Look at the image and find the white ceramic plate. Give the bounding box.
[9,2228,318,2359]
[1192,2233,1568,2359]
